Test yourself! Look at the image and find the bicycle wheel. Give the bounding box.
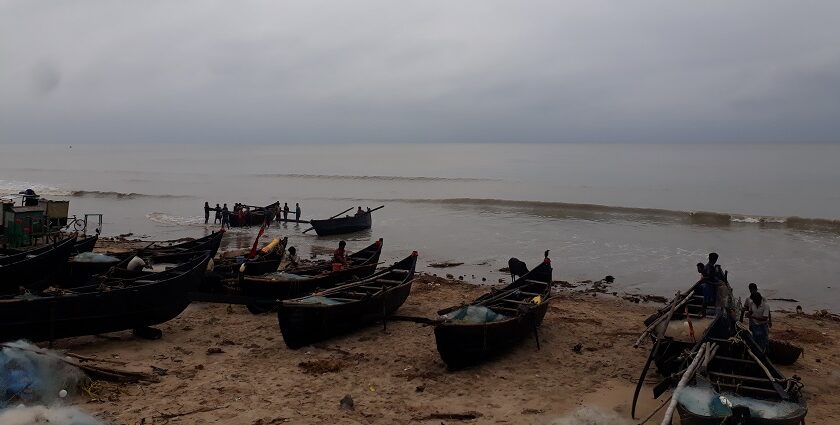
[72,218,85,232]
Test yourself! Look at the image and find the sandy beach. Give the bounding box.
[44,267,840,424]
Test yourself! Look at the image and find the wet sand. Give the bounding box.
[49,272,840,424]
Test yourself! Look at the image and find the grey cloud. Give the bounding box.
[1,0,839,144]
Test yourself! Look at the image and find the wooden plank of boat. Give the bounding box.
[277,251,418,349]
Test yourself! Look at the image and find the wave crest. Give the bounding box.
[255,173,496,182]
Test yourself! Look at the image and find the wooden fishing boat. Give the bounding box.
[236,239,383,307]
[212,237,288,279]
[0,235,78,294]
[434,258,553,369]
[277,251,417,349]
[673,329,807,425]
[108,231,225,264]
[72,234,98,254]
[0,253,211,342]
[307,206,386,236]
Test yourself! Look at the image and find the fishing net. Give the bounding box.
[444,306,507,323]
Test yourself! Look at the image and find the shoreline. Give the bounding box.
[42,264,840,424]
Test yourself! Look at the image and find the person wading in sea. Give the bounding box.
[214,203,222,224]
[221,204,231,229]
[283,203,290,221]
[204,202,211,224]
[332,241,349,272]
[295,203,301,222]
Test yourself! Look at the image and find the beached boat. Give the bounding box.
[237,238,383,302]
[72,234,98,254]
[307,206,383,236]
[434,258,553,369]
[212,237,288,279]
[277,251,417,349]
[0,235,78,294]
[109,231,225,264]
[673,329,807,425]
[0,253,211,342]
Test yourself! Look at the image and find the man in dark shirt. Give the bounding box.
[702,252,721,311]
[204,202,211,224]
[283,203,290,221]
[332,241,348,271]
[214,204,222,224]
[295,203,301,222]
[221,204,230,229]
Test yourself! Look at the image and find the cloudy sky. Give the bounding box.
[2,0,839,144]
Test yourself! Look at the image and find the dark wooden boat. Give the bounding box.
[237,238,383,301]
[434,258,553,369]
[309,212,372,236]
[212,237,288,279]
[108,231,225,264]
[766,339,803,366]
[674,329,807,425]
[0,235,78,294]
[72,234,98,254]
[0,253,211,342]
[277,251,417,349]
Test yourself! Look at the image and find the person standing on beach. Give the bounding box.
[741,283,772,327]
[295,203,301,222]
[214,203,222,224]
[332,241,348,272]
[283,203,290,221]
[221,204,231,229]
[204,202,211,224]
[745,291,771,352]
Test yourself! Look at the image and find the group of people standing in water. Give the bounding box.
[203,201,302,228]
[697,252,772,352]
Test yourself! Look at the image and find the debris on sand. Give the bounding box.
[339,394,354,411]
[429,261,464,269]
[299,359,347,374]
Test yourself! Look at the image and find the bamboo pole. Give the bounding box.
[660,343,708,425]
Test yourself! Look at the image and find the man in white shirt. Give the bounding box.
[746,291,771,352]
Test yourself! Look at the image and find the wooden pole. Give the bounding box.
[661,343,709,425]
[634,291,692,348]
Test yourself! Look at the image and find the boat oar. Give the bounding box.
[302,207,354,234]
[363,205,385,215]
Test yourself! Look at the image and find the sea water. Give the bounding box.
[1,143,839,310]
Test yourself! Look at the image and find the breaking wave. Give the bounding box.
[255,173,497,182]
[335,197,840,231]
[69,190,193,199]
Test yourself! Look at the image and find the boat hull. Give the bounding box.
[435,300,549,369]
[310,214,372,236]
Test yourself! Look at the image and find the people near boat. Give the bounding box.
[295,203,301,222]
[355,206,364,216]
[19,188,39,206]
[286,246,300,269]
[221,204,230,229]
[745,291,771,352]
[332,240,348,272]
[283,202,290,220]
[213,203,222,224]
[741,282,772,327]
[701,252,721,310]
[204,202,211,224]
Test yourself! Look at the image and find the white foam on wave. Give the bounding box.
[146,212,205,226]
[0,180,71,197]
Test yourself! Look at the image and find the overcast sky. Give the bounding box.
[2,1,839,144]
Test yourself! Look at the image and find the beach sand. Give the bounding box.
[47,271,840,425]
